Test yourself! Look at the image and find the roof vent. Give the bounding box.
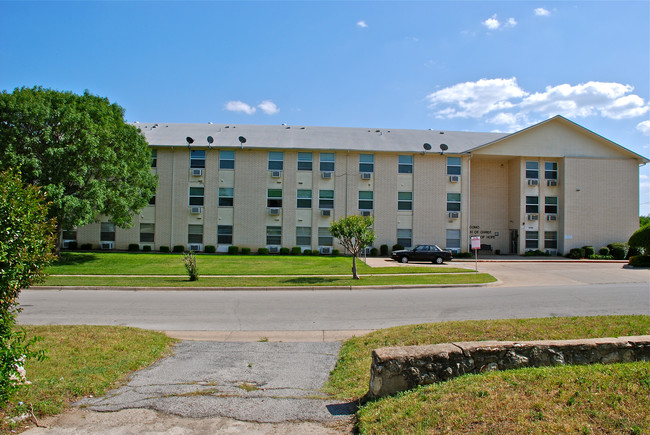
[440,131,445,134]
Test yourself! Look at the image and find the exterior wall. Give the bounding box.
[413,153,446,246]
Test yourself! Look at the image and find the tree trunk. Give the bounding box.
[352,254,360,279]
[54,222,62,257]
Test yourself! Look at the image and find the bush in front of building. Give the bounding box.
[524,250,551,256]
[303,249,312,255]
[380,245,389,256]
[228,246,239,255]
[627,247,645,258]
[392,244,404,252]
[241,247,251,255]
[569,248,585,259]
[588,254,613,260]
[607,243,629,260]
[370,247,378,256]
[204,245,216,253]
[332,249,340,256]
[628,255,650,267]
[142,245,152,252]
[599,246,610,255]
[279,247,290,255]
[159,246,170,253]
[128,244,139,252]
[455,252,473,258]
[65,241,78,250]
[291,247,302,255]
[172,245,184,253]
[258,248,269,255]
[582,246,595,257]
[80,243,93,250]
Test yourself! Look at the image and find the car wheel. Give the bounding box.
[400,256,409,263]
[435,256,443,264]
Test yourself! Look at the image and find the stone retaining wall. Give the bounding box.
[367,335,650,399]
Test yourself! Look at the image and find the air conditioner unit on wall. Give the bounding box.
[188,244,202,252]
[527,214,539,221]
[191,168,203,177]
[361,210,371,217]
[448,212,460,219]
[320,246,332,254]
[100,242,114,250]
[547,180,558,187]
[527,179,539,186]
[361,172,372,180]
[546,214,557,221]
[320,209,331,217]
[271,170,282,178]
[449,175,460,183]
[321,171,332,179]
[268,208,280,216]
[268,246,280,254]
[190,206,202,214]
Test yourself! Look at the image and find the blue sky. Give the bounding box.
[1,1,649,214]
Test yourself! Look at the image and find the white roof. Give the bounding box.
[133,122,507,154]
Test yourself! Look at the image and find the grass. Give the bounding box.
[1,325,176,431]
[322,315,650,434]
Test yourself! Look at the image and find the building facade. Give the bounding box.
[67,116,648,255]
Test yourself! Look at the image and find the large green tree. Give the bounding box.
[0,86,157,253]
[329,215,376,280]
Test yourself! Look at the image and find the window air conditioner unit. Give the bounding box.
[268,208,280,216]
[448,212,460,219]
[188,244,203,252]
[361,210,371,217]
[361,172,372,180]
[547,180,558,187]
[527,179,539,186]
[100,242,114,250]
[320,209,331,217]
[191,168,203,177]
[546,214,557,221]
[190,206,202,214]
[271,170,282,178]
[449,175,460,183]
[320,246,332,254]
[321,171,332,179]
[62,240,74,249]
[527,214,539,221]
[268,246,280,254]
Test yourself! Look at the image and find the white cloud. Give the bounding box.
[258,100,279,115]
[482,14,517,30]
[637,120,650,136]
[426,78,649,131]
[505,17,517,28]
[534,8,551,16]
[357,20,368,28]
[225,101,256,115]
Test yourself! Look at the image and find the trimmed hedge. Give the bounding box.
[303,249,312,255]
[628,255,650,267]
[204,245,216,253]
[173,245,185,253]
[279,247,290,255]
[607,243,629,260]
[159,246,170,253]
[80,243,92,250]
[241,247,251,255]
[582,246,595,257]
[598,246,610,255]
[569,248,585,259]
[66,241,78,250]
[392,244,404,252]
[142,245,152,252]
[370,247,378,256]
[291,247,302,255]
[332,249,340,256]
[228,246,239,255]
[128,244,140,252]
[258,247,269,255]
[380,244,389,256]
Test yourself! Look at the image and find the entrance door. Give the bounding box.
[510,230,519,254]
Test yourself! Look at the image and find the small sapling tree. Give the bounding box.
[329,215,376,279]
[182,251,199,281]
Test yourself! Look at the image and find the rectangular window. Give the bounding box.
[189,187,205,206]
[359,190,374,210]
[188,224,203,244]
[217,225,233,244]
[319,190,334,209]
[62,228,77,241]
[545,196,558,214]
[297,189,312,208]
[219,187,234,207]
[100,222,115,242]
[320,153,335,172]
[148,195,156,206]
[140,223,155,243]
[526,161,539,179]
[545,231,558,249]
[526,196,539,213]
[219,150,235,169]
[398,155,413,174]
[266,226,282,245]
[297,152,313,171]
[446,193,461,212]
[318,227,333,246]
[397,229,412,248]
[267,189,283,208]
[447,157,461,175]
[446,229,461,251]
[150,149,157,168]
[190,150,206,169]
[525,231,539,250]
[268,151,284,170]
[359,154,374,173]
[398,192,413,211]
[296,227,311,246]
[545,162,558,179]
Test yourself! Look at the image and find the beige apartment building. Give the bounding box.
[70,115,647,255]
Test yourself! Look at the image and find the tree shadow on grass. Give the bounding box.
[281,277,344,285]
[53,252,97,266]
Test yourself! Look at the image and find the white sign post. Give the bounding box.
[471,236,481,272]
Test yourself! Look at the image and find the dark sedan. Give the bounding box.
[391,244,453,264]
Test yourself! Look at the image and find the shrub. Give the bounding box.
[627,247,645,258]
[241,247,251,255]
[66,241,78,250]
[455,252,473,258]
[599,246,610,255]
[291,247,302,255]
[524,249,549,256]
[310,249,320,255]
[258,248,269,255]
[303,249,312,255]
[569,248,585,259]
[588,254,614,260]
[628,224,650,253]
[332,249,340,256]
[182,251,199,281]
[204,245,216,253]
[159,246,170,253]
[280,247,290,255]
[173,245,185,253]
[142,245,152,252]
[628,255,650,267]
[380,244,389,256]
[80,243,92,250]
[582,246,595,257]
[228,246,239,255]
[128,243,140,252]
[392,244,404,252]
[370,247,378,256]
[607,242,628,260]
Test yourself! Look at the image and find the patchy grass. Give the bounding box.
[325,315,650,400]
[1,325,176,431]
[237,382,260,392]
